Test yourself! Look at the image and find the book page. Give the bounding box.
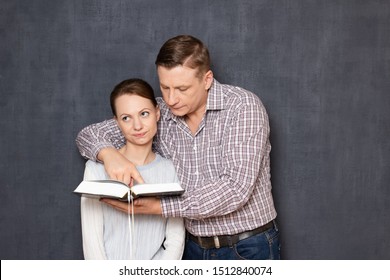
[74,180,129,199]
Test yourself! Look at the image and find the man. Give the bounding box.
[76,35,280,260]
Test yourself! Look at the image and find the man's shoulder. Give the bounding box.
[220,82,263,109]
[157,97,166,108]
[156,97,171,116]
[156,97,173,121]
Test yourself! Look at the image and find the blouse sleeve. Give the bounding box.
[152,217,185,260]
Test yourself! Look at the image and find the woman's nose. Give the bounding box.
[133,117,143,130]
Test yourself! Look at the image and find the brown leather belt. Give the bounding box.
[187,221,274,249]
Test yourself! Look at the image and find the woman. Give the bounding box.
[80,78,185,260]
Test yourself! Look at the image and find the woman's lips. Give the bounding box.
[133,132,146,138]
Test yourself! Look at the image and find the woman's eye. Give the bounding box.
[141,111,150,117]
[122,116,130,121]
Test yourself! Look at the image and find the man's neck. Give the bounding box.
[185,103,207,135]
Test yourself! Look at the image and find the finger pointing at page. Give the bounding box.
[98,147,145,185]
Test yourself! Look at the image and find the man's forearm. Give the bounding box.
[97,146,117,163]
[75,119,125,161]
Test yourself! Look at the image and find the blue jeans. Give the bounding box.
[182,222,281,260]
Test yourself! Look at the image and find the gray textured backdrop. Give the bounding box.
[1,0,389,259]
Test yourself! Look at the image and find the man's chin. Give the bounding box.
[170,108,187,117]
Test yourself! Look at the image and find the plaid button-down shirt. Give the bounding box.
[76,79,277,237]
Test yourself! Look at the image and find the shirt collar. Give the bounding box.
[206,79,225,111]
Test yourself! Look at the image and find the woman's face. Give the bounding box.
[114,94,160,146]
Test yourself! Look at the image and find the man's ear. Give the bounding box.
[204,70,214,90]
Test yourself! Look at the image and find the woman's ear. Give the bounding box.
[156,105,161,121]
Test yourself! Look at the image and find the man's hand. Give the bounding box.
[100,197,162,215]
[98,147,144,185]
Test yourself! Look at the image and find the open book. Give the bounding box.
[74,180,184,201]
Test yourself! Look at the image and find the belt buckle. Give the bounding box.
[213,236,221,249]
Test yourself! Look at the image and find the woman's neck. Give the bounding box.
[119,143,155,166]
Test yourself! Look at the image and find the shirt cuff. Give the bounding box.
[161,196,181,218]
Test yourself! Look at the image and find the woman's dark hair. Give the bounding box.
[110,78,157,117]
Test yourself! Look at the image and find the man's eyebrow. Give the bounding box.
[160,83,190,89]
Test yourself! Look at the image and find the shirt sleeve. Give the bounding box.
[161,101,271,220]
[75,118,125,161]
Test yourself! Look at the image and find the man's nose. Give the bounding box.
[166,91,179,106]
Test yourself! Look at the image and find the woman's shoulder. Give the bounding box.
[158,155,179,182]
[85,160,104,169]
[154,154,175,169]
[84,160,108,179]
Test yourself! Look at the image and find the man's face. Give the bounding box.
[157,65,213,118]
